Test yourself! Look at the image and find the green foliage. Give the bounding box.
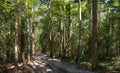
[0,0,120,71]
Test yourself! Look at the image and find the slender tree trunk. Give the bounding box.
[119,19,120,54]
[110,12,114,58]
[2,22,6,60]
[91,0,98,70]
[31,10,35,56]
[27,17,31,63]
[20,17,25,63]
[49,0,54,58]
[97,2,101,55]
[88,0,92,57]
[6,22,10,62]
[21,31,25,63]
[31,28,35,57]
[106,11,114,59]
[6,33,10,62]
[62,23,66,60]
[15,0,19,72]
[106,8,110,58]
[25,0,31,63]
[0,42,1,56]
[76,0,82,63]
[59,17,62,58]
[66,1,71,58]
[59,17,64,60]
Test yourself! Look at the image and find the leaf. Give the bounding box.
[114,1,120,6]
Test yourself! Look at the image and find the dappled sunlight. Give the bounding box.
[32,60,46,68]
[7,63,24,69]
[48,58,61,62]
[0,0,120,73]
[7,65,15,69]
[43,55,47,57]
[46,68,52,72]
[26,52,96,73]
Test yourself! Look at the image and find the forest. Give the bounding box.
[0,0,120,73]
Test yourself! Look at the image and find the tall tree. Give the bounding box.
[20,17,25,63]
[75,0,82,63]
[27,17,31,63]
[26,0,31,63]
[49,0,54,58]
[31,11,35,56]
[14,0,19,72]
[106,7,110,57]
[66,0,71,58]
[91,0,98,70]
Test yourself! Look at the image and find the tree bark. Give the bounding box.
[91,0,98,70]
[106,8,110,58]
[31,12,35,57]
[15,0,19,72]
[49,0,54,58]
[66,1,71,58]
[27,17,31,63]
[76,0,82,63]
[6,33,10,62]
[118,18,120,55]
[20,17,25,63]
[59,17,62,58]
[62,22,66,60]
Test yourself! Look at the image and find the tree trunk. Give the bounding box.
[20,17,25,63]
[27,17,31,63]
[62,22,66,60]
[31,11,35,56]
[118,18,120,55]
[31,28,35,57]
[14,0,19,72]
[49,0,54,58]
[106,8,110,58]
[6,34,10,62]
[66,1,71,58]
[6,22,10,62]
[91,0,98,70]
[88,0,92,58]
[76,0,82,63]
[59,17,62,58]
